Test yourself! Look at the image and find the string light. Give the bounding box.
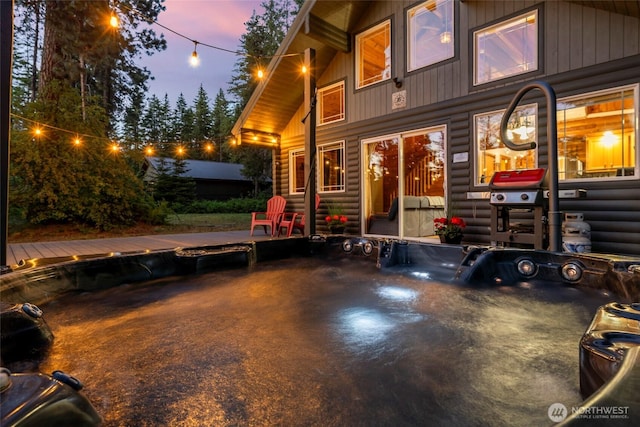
[109,12,119,28]
[113,1,304,77]
[11,114,229,158]
[190,41,200,67]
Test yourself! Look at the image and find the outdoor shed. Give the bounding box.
[142,157,254,201]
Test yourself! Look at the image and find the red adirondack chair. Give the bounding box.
[279,194,320,237]
[250,195,287,237]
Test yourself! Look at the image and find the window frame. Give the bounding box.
[355,20,392,90]
[318,81,345,126]
[318,141,346,193]
[474,104,538,186]
[473,9,539,86]
[289,148,305,195]
[556,84,638,182]
[407,0,455,72]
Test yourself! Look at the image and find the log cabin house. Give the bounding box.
[232,0,640,255]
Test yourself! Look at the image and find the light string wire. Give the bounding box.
[11,112,218,155]
[10,3,304,151]
[11,113,114,144]
[115,1,304,60]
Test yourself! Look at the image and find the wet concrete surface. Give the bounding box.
[34,256,614,426]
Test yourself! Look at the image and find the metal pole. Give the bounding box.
[303,48,316,235]
[1,0,14,270]
[500,80,561,252]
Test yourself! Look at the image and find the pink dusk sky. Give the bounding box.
[138,0,263,104]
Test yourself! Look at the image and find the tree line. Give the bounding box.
[9,0,302,230]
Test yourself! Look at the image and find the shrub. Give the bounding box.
[181,196,269,214]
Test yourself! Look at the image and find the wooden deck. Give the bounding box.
[4,230,276,268]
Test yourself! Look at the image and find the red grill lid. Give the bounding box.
[489,168,547,189]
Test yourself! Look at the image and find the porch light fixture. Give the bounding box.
[236,128,281,147]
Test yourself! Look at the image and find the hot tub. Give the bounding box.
[1,236,639,426]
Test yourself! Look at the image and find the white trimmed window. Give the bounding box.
[318,81,345,125]
[407,0,454,72]
[356,20,391,89]
[289,148,305,194]
[474,105,538,185]
[474,10,538,85]
[557,85,638,181]
[319,141,345,192]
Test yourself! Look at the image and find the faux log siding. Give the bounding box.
[307,1,640,120]
[275,1,640,254]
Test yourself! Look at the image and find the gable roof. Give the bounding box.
[231,0,372,139]
[232,0,639,141]
[144,157,250,182]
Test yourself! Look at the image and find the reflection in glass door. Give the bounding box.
[363,126,446,238]
[364,137,399,236]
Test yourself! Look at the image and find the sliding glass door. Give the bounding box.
[362,126,447,238]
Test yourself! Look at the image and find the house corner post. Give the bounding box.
[304,48,317,235]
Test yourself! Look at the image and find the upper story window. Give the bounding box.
[474,105,537,185]
[407,0,454,71]
[557,85,637,181]
[319,141,345,192]
[289,148,305,195]
[356,20,391,89]
[474,10,538,86]
[318,81,345,125]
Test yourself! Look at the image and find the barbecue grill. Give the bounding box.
[489,168,549,249]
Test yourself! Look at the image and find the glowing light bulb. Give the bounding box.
[111,144,120,152]
[601,131,617,147]
[301,65,307,74]
[145,147,154,155]
[190,50,199,67]
[257,69,264,79]
[110,14,119,28]
[73,137,81,146]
